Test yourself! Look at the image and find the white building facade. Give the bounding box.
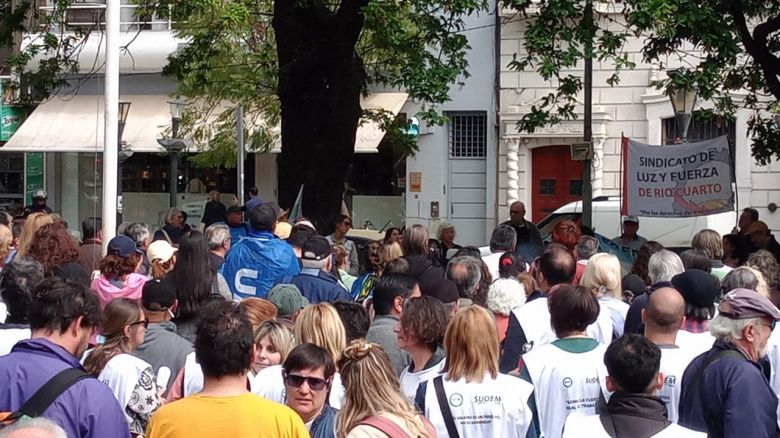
[496,8,780,236]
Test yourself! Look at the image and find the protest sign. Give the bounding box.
[621,136,734,217]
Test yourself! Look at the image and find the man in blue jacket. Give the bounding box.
[222,202,300,299]
[678,288,780,437]
[285,236,351,304]
[0,277,131,438]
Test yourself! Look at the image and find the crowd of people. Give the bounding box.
[0,193,778,437]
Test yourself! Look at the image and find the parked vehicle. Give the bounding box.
[537,196,736,250]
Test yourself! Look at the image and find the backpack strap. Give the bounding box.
[357,416,412,438]
[433,376,460,438]
[3,368,90,422]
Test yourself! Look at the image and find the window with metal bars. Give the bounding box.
[447,112,487,158]
[661,117,736,145]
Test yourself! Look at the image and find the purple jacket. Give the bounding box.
[0,338,131,438]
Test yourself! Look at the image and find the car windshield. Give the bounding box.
[537,213,583,242]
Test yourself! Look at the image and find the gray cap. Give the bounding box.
[267,283,309,316]
[31,189,47,199]
[719,288,780,321]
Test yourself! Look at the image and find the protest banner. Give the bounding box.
[621,135,734,218]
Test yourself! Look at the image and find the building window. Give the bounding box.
[661,117,736,145]
[447,112,487,158]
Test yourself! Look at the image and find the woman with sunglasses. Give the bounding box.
[283,343,338,438]
[83,298,163,436]
[254,303,348,408]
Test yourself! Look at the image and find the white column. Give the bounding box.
[61,152,79,230]
[506,138,520,204]
[101,0,120,253]
[591,137,604,198]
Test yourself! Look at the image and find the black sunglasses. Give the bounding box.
[129,319,149,329]
[283,373,329,391]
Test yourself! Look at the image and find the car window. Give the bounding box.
[537,213,583,239]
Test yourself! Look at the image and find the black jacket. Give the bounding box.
[403,255,444,292]
[598,393,671,438]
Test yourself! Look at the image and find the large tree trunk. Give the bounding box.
[273,0,366,234]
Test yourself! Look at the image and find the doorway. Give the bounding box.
[531,145,584,222]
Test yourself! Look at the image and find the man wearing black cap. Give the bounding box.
[283,236,351,304]
[678,288,780,437]
[134,279,193,392]
[221,202,300,299]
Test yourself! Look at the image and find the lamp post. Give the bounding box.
[157,97,187,208]
[117,101,131,225]
[667,69,698,143]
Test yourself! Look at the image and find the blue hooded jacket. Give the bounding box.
[221,229,300,299]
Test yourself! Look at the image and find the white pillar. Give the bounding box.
[591,137,604,198]
[101,0,120,253]
[506,138,520,204]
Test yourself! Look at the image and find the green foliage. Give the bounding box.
[3,0,485,168]
[503,0,780,164]
[140,0,486,168]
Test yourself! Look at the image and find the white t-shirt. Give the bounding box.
[0,327,31,356]
[675,330,715,357]
[399,358,445,402]
[656,345,700,423]
[511,297,614,353]
[522,341,608,438]
[562,412,706,437]
[251,364,345,409]
[598,296,629,338]
[420,372,535,438]
[482,252,503,282]
[765,327,780,428]
[98,353,156,427]
[181,351,257,396]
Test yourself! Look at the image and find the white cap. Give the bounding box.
[622,215,639,224]
[147,240,177,263]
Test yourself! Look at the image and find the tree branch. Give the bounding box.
[336,0,369,45]
[727,0,780,99]
[753,15,780,43]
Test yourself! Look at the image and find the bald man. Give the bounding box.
[642,287,700,422]
[501,201,544,261]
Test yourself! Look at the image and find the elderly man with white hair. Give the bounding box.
[678,289,780,437]
[624,249,685,335]
[205,223,231,272]
[0,417,68,438]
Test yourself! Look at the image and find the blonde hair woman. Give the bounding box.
[382,241,403,263]
[252,320,294,375]
[254,303,349,408]
[418,306,537,437]
[580,252,628,338]
[337,340,434,438]
[17,212,53,257]
[0,224,12,267]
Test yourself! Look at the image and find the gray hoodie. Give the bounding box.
[134,321,193,391]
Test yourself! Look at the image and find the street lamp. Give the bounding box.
[667,69,698,143]
[117,101,131,224]
[157,96,187,208]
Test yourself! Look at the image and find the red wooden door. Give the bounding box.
[531,145,585,222]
